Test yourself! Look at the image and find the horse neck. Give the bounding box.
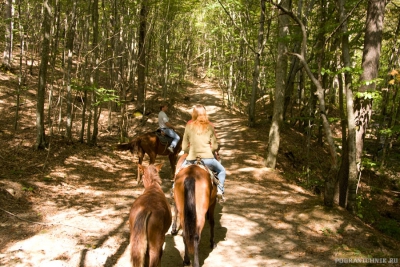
[143,180,162,189]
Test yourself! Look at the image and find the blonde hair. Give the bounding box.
[190,104,210,133]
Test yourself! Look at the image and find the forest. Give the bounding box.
[1,0,400,266]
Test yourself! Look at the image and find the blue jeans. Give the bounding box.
[162,128,180,148]
[184,158,226,194]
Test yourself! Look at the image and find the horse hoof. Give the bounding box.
[183,260,191,266]
[171,229,178,235]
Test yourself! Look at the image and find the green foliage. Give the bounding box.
[328,117,340,123]
[22,186,34,192]
[71,80,119,106]
[355,90,381,100]
[356,191,400,241]
[362,157,377,169]
[320,227,335,236]
[95,87,119,106]
[376,218,400,240]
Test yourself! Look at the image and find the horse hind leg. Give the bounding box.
[168,154,177,179]
[136,151,144,183]
[171,203,179,235]
[208,208,216,249]
[183,244,191,266]
[148,248,162,267]
[193,234,202,267]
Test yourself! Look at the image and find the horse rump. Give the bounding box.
[117,137,140,154]
[130,210,151,267]
[183,176,197,254]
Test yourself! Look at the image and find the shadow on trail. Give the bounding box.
[78,215,130,267]
[162,203,227,266]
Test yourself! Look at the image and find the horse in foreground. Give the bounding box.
[117,131,182,181]
[129,163,172,267]
[171,157,218,267]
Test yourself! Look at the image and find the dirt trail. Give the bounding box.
[1,81,400,267]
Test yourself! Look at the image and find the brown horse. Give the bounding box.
[129,163,172,267]
[171,157,218,267]
[117,131,182,182]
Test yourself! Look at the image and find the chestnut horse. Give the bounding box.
[171,157,218,267]
[117,131,182,182]
[129,163,172,267]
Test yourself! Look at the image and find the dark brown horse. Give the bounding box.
[117,131,182,181]
[171,156,218,267]
[129,163,172,267]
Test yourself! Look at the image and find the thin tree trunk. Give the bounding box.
[2,0,14,70]
[65,0,77,143]
[47,0,60,137]
[89,0,99,146]
[249,0,266,127]
[337,0,357,208]
[137,2,148,106]
[36,0,52,150]
[265,0,288,168]
[14,0,23,131]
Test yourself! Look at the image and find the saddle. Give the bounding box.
[177,157,220,187]
[155,129,173,146]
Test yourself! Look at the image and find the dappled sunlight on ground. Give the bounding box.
[1,79,400,267]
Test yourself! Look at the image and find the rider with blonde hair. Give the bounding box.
[182,104,226,200]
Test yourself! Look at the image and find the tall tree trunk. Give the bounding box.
[47,0,60,137]
[14,0,23,131]
[265,0,288,168]
[2,0,14,70]
[337,0,357,208]
[65,0,77,143]
[272,2,338,206]
[248,0,266,127]
[36,0,52,150]
[348,0,386,213]
[137,2,148,106]
[79,15,90,143]
[89,0,99,146]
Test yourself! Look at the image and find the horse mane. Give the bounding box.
[142,165,162,188]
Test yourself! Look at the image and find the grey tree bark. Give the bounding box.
[248,0,266,127]
[349,0,386,213]
[336,0,357,209]
[271,1,338,206]
[36,0,52,150]
[265,0,288,168]
[89,0,100,146]
[2,0,14,70]
[137,2,148,106]
[65,0,77,143]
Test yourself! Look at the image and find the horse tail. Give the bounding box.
[117,137,140,154]
[183,176,196,254]
[130,210,151,267]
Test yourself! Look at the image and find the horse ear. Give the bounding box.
[155,163,163,172]
[138,164,144,174]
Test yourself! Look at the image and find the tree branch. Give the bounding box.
[216,0,257,54]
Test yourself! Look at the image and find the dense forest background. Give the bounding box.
[1,0,400,243]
